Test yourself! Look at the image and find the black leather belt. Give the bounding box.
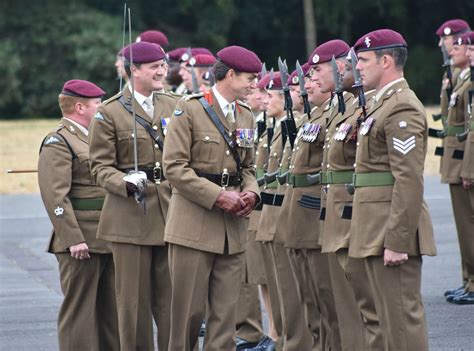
[196,171,241,187]
[122,166,166,184]
[261,192,284,206]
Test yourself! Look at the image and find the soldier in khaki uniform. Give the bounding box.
[38,80,119,350]
[350,29,437,350]
[89,42,176,351]
[442,31,474,305]
[319,50,384,350]
[163,45,261,351]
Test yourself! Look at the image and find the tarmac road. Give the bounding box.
[0,175,473,350]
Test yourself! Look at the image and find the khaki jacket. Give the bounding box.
[162,91,259,255]
[38,118,110,254]
[441,69,471,184]
[321,91,376,253]
[460,79,474,179]
[277,100,331,249]
[89,88,177,245]
[349,79,436,258]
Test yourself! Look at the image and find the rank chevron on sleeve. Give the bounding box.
[393,136,416,155]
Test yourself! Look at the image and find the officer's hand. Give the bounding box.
[383,248,408,266]
[462,177,472,190]
[235,191,258,217]
[125,181,138,197]
[69,242,90,260]
[215,191,246,213]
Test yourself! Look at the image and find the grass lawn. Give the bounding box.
[0,106,444,194]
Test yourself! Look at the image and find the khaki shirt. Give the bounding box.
[38,118,110,254]
[89,88,177,245]
[460,79,474,180]
[440,68,471,184]
[349,79,436,258]
[163,91,259,255]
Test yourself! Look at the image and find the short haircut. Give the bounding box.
[375,47,407,70]
[58,94,89,116]
[123,58,142,78]
[213,60,241,81]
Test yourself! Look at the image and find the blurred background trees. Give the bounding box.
[1,0,472,118]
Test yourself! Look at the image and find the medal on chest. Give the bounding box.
[334,123,352,141]
[300,123,321,142]
[235,128,255,148]
[161,118,170,136]
[359,117,374,136]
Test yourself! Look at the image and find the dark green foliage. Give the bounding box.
[0,0,472,118]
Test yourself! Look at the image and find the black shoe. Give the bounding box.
[452,291,474,305]
[444,285,465,297]
[253,336,276,350]
[236,336,260,350]
[199,320,206,337]
[445,286,466,302]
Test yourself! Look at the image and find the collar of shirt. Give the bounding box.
[375,77,405,102]
[459,67,470,81]
[128,84,153,107]
[64,118,89,136]
[212,86,235,116]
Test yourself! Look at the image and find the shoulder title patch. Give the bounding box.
[95,112,104,120]
[174,109,184,116]
[44,136,60,145]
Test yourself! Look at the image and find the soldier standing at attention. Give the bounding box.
[163,45,261,351]
[89,42,177,351]
[38,80,119,350]
[442,30,474,305]
[350,29,437,350]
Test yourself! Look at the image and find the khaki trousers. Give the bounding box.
[260,242,284,350]
[287,248,322,350]
[168,243,243,351]
[364,256,428,351]
[56,253,119,351]
[305,250,341,351]
[236,282,264,343]
[450,184,474,291]
[272,243,314,351]
[338,251,384,351]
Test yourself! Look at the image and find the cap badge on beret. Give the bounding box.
[456,37,462,45]
[136,37,142,42]
[181,53,190,61]
[268,79,274,89]
[364,37,372,48]
[292,76,299,84]
[189,57,196,66]
[312,54,320,64]
[444,27,451,36]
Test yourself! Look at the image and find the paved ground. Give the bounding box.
[0,175,473,350]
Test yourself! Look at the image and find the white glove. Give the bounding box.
[123,171,147,186]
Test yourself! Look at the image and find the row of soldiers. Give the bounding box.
[37,19,473,351]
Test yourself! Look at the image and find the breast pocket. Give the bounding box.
[72,152,93,184]
[116,129,149,164]
[192,130,221,163]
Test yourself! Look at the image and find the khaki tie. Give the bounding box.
[226,103,235,125]
[143,97,154,118]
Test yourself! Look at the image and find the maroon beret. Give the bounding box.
[61,79,105,98]
[455,31,474,46]
[308,39,350,65]
[288,62,310,85]
[256,72,282,90]
[123,42,166,63]
[217,45,262,73]
[167,48,187,62]
[436,19,470,37]
[353,29,407,53]
[186,54,217,67]
[136,30,169,47]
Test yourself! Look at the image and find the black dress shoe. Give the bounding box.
[452,291,474,305]
[236,336,260,350]
[444,285,465,297]
[253,335,276,350]
[445,286,466,302]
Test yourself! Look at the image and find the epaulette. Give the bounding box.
[102,91,123,105]
[166,90,183,98]
[182,92,204,101]
[154,90,180,102]
[237,100,251,111]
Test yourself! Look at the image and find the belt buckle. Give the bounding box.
[153,162,162,184]
[221,168,230,188]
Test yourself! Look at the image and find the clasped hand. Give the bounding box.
[215,190,257,217]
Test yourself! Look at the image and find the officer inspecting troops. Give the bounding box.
[89,41,176,351]
[163,45,261,351]
[441,28,474,305]
[38,79,119,350]
[349,29,437,350]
